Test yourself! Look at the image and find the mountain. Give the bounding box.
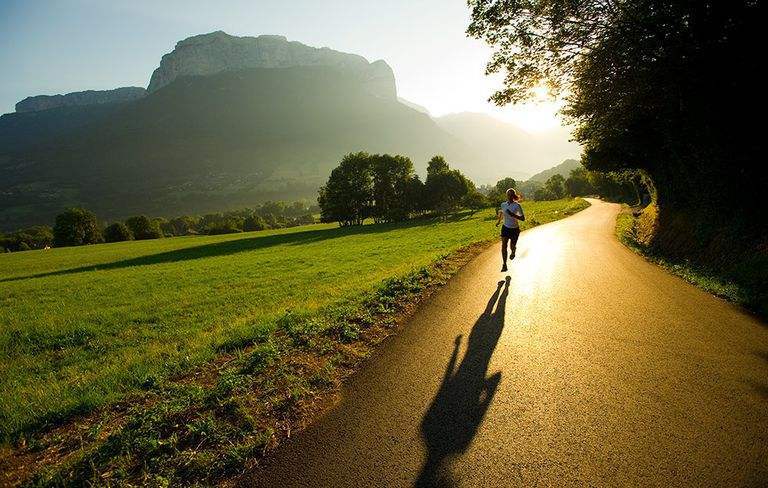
[528,158,582,182]
[15,87,147,113]
[146,31,396,99]
[397,97,430,115]
[0,33,476,230]
[435,112,580,180]
[0,31,577,230]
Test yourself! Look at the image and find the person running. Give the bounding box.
[495,188,525,272]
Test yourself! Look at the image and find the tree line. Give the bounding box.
[0,201,317,252]
[318,153,484,225]
[3,150,642,251]
[318,151,640,227]
[531,169,641,203]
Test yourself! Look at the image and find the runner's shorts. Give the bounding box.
[500,225,520,244]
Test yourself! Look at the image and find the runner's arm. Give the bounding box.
[505,207,525,221]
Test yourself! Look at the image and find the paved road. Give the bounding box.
[244,199,768,487]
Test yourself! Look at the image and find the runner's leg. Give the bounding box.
[501,235,509,262]
[509,228,520,259]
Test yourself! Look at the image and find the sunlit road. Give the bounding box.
[244,199,768,487]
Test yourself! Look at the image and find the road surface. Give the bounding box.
[244,199,768,487]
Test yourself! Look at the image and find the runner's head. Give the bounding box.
[506,188,519,202]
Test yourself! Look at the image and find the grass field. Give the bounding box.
[1,199,587,441]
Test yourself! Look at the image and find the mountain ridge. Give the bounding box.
[147,31,396,99]
[15,87,147,113]
[0,64,470,230]
[0,31,580,230]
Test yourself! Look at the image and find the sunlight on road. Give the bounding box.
[507,226,564,300]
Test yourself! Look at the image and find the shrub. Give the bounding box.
[0,226,54,251]
[125,215,163,240]
[243,215,267,232]
[206,217,243,235]
[168,216,198,236]
[53,208,103,247]
[104,222,134,242]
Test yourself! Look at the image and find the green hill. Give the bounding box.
[0,66,470,230]
[528,158,582,182]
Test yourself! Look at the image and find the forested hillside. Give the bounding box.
[0,66,470,230]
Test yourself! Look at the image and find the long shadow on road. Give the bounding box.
[417,276,510,487]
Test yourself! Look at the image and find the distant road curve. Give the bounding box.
[243,199,768,487]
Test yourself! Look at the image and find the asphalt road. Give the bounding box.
[244,199,768,487]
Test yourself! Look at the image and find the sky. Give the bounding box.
[0,0,576,138]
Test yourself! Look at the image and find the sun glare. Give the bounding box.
[498,102,563,134]
[495,86,565,134]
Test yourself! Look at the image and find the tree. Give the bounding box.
[533,187,552,201]
[243,214,268,231]
[103,222,133,242]
[168,216,197,236]
[371,154,415,223]
[587,171,639,204]
[565,168,593,197]
[517,179,543,200]
[206,217,243,235]
[462,191,489,212]
[404,175,427,216]
[494,177,517,194]
[0,226,54,251]
[318,152,374,226]
[487,176,518,204]
[544,174,566,200]
[424,156,474,213]
[53,208,103,247]
[468,0,764,244]
[426,155,450,176]
[125,215,163,240]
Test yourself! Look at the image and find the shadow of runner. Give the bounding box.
[417,277,510,487]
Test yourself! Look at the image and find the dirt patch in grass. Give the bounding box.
[0,242,490,487]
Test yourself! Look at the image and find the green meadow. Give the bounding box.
[0,199,587,439]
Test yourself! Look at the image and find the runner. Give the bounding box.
[495,188,525,272]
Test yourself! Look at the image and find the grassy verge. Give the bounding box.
[0,198,588,486]
[615,205,763,312]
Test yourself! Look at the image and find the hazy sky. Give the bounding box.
[0,0,575,137]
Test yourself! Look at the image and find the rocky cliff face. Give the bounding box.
[15,87,147,113]
[147,31,396,99]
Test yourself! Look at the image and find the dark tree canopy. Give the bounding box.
[424,157,475,213]
[318,152,375,226]
[104,222,134,243]
[494,177,517,195]
[0,225,53,251]
[124,215,163,240]
[53,208,103,247]
[468,0,763,223]
[318,153,475,225]
[371,154,416,223]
